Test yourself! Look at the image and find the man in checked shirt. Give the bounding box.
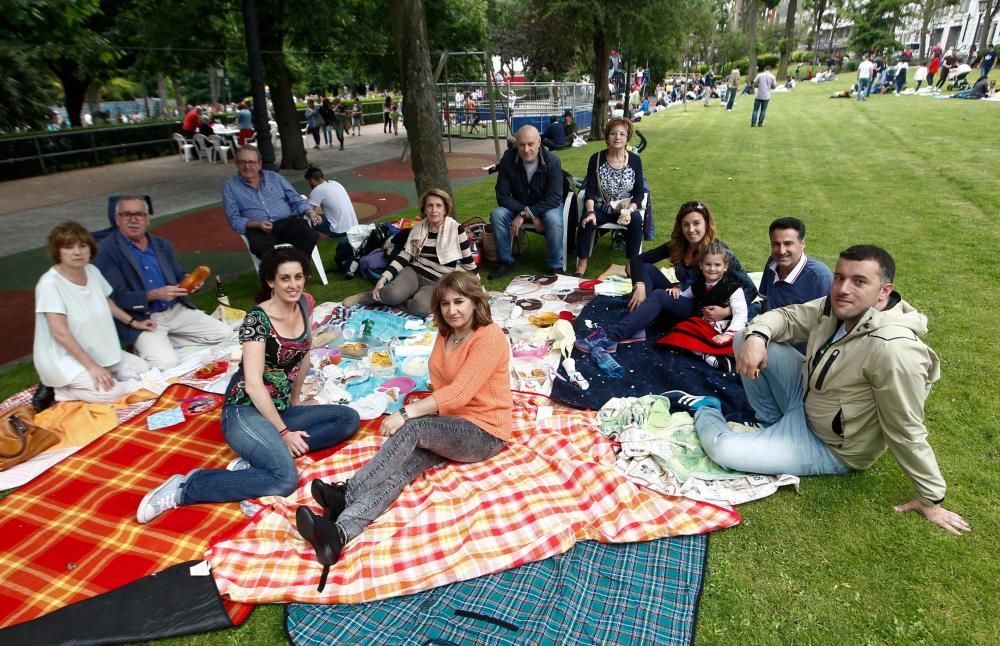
[223,146,319,259]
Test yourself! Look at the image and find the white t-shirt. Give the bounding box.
[33,264,121,387]
[308,180,359,234]
[857,60,875,79]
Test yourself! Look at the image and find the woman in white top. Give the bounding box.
[33,222,154,403]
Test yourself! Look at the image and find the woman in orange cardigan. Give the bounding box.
[296,270,513,590]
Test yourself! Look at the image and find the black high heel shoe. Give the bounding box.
[310,479,347,521]
[295,506,345,592]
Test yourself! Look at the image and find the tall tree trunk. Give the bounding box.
[591,26,610,143]
[980,1,998,53]
[389,0,452,197]
[811,0,827,62]
[827,13,840,57]
[778,0,797,80]
[747,0,760,81]
[157,72,169,118]
[52,59,90,129]
[258,2,307,170]
[208,65,220,107]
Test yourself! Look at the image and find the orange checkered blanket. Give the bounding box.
[0,385,252,629]
[207,393,741,605]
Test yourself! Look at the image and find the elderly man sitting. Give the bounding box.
[488,125,565,279]
[95,196,232,369]
[223,146,318,259]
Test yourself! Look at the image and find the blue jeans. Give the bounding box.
[894,70,906,93]
[336,416,505,541]
[725,87,737,109]
[692,333,851,476]
[490,205,564,270]
[856,77,870,100]
[181,404,360,504]
[606,262,695,341]
[751,98,769,126]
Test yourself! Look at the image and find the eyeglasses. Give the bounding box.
[682,201,708,214]
[236,159,260,166]
[117,211,148,220]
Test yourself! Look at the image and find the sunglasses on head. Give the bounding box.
[682,201,707,213]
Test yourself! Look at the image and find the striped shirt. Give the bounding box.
[222,170,309,234]
[386,228,477,282]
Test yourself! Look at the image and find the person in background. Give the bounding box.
[304,167,358,238]
[236,102,254,145]
[751,65,777,128]
[541,115,567,151]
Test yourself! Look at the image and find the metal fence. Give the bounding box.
[436,82,594,140]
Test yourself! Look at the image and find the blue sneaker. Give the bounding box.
[663,390,722,413]
[575,328,618,354]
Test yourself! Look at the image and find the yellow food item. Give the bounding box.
[370,351,393,368]
[179,265,211,291]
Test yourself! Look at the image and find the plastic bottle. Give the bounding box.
[215,275,230,306]
[591,347,624,379]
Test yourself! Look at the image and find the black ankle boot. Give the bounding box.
[310,479,347,521]
[295,506,345,592]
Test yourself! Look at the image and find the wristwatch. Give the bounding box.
[399,406,410,421]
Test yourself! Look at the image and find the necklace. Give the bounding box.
[451,328,473,345]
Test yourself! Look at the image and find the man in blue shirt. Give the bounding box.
[96,196,232,369]
[541,116,567,151]
[223,146,319,259]
[759,217,833,314]
[979,43,997,79]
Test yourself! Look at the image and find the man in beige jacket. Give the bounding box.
[669,245,969,535]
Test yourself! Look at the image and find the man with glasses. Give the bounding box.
[223,146,318,258]
[95,196,232,369]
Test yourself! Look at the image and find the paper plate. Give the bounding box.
[378,376,416,395]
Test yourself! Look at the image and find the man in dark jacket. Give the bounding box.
[95,196,232,369]
[488,125,565,279]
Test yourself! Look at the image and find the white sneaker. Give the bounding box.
[227,457,252,471]
[137,474,184,524]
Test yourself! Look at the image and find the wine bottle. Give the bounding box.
[215,275,230,306]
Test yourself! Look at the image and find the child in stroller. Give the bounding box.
[947,64,973,91]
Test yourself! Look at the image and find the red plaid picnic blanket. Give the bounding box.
[0,384,252,629]
[207,393,741,604]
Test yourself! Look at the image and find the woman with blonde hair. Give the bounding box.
[343,188,478,316]
[297,270,512,591]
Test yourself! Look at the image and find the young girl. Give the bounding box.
[656,241,748,372]
[350,102,363,136]
[389,103,400,135]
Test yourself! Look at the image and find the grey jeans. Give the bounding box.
[357,266,437,316]
[337,415,506,542]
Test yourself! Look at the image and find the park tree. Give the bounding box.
[777,0,799,79]
[909,0,959,58]
[976,0,1000,53]
[848,0,907,55]
[389,0,452,196]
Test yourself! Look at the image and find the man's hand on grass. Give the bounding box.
[894,498,971,536]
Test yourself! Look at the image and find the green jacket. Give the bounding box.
[745,293,946,504]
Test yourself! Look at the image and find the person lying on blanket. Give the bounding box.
[296,270,513,591]
[657,241,747,373]
[342,188,478,317]
[576,200,756,354]
[667,245,970,536]
[137,247,360,524]
[34,222,155,404]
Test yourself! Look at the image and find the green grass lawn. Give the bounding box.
[4,81,999,645]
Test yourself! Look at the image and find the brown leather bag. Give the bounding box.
[0,405,59,471]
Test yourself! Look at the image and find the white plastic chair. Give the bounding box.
[239,233,329,286]
[208,134,233,163]
[172,133,195,162]
[192,133,214,162]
